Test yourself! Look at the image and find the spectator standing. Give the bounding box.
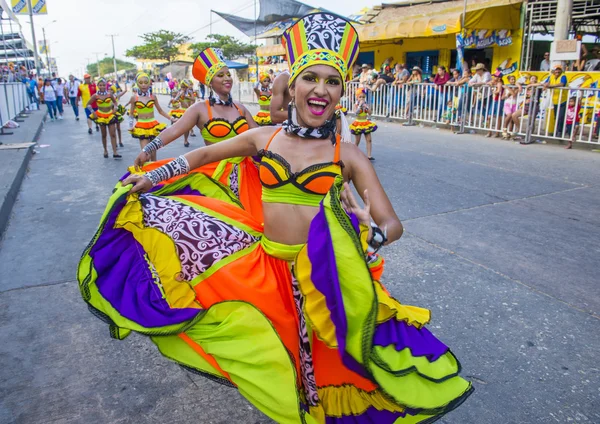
[358,64,371,89]
[469,63,492,122]
[392,63,410,86]
[447,68,471,122]
[55,77,65,120]
[404,66,423,117]
[543,65,568,137]
[540,53,551,71]
[77,74,99,134]
[565,97,581,149]
[434,66,450,121]
[65,75,81,121]
[41,79,58,121]
[513,75,542,144]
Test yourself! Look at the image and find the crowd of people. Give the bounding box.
[351,57,594,147]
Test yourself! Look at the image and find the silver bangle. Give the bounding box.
[142,136,164,155]
[145,155,190,186]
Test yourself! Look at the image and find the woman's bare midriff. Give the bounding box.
[137,113,154,120]
[262,202,320,245]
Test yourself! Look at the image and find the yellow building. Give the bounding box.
[356,0,523,75]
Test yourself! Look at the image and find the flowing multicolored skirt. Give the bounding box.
[350,117,378,135]
[130,118,167,140]
[92,110,118,126]
[78,172,472,423]
[253,110,272,126]
[140,156,263,223]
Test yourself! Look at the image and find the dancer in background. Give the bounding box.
[86,78,120,159]
[351,87,378,160]
[253,72,272,125]
[132,47,260,220]
[112,82,128,147]
[128,72,173,161]
[176,80,195,146]
[81,13,472,423]
[168,89,185,123]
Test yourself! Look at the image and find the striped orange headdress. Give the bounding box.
[192,47,226,86]
[282,12,359,90]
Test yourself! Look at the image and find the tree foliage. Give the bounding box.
[125,30,191,63]
[87,57,137,78]
[189,34,256,60]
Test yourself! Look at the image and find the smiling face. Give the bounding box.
[210,66,233,96]
[289,64,343,128]
[508,76,516,85]
[97,80,107,92]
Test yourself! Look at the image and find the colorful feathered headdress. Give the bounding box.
[282,12,359,89]
[192,47,226,86]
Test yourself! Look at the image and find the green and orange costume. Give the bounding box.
[129,94,167,140]
[78,13,471,423]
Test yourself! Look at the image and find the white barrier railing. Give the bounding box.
[344,81,600,145]
[0,82,33,134]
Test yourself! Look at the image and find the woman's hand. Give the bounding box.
[134,151,150,170]
[122,174,153,194]
[341,182,371,225]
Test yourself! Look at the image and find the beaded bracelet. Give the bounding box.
[146,155,190,186]
[142,136,164,155]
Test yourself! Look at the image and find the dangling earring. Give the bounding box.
[287,98,296,123]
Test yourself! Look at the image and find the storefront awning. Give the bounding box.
[357,0,523,43]
[256,44,286,57]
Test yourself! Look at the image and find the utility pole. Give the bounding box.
[42,27,50,72]
[26,0,40,75]
[92,52,102,77]
[107,34,118,80]
[254,0,258,80]
[553,0,573,68]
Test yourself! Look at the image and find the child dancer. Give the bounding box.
[86,78,120,159]
[350,87,377,160]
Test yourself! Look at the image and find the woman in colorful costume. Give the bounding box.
[169,89,186,122]
[175,80,195,146]
[86,78,121,159]
[111,82,128,148]
[351,87,378,160]
[253,72,273,125]
[132,47,261,221]
[80,13,472,424]
[128,72,173,161]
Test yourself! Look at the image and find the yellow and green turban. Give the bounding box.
[192,47,226,86]
[282,12,359,89]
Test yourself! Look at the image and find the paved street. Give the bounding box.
[1,99,599,424]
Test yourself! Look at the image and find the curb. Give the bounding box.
[0,112,47,240]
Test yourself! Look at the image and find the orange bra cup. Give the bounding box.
[302,176,335,195]
[259,166,281,186]
[233,119,249,134]
[206,120,233,138]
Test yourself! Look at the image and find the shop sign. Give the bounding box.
[432,24,447,33]
[461,29,513,49]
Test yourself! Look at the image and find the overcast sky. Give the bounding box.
[12,0,380,77]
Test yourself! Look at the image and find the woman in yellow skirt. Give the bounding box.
[253,72,273,125]
[81,13,472,423]
[86,78,120,158]
[351,87,378,160]
[128,72,173,161]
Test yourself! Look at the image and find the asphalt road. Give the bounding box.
[1,99,599,424]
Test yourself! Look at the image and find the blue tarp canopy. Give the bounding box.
[225,60,248,69]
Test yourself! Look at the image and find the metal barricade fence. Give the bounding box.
[0,83,32,133]
[344,81,600,146]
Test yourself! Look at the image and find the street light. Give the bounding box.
[42,20,57,76]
